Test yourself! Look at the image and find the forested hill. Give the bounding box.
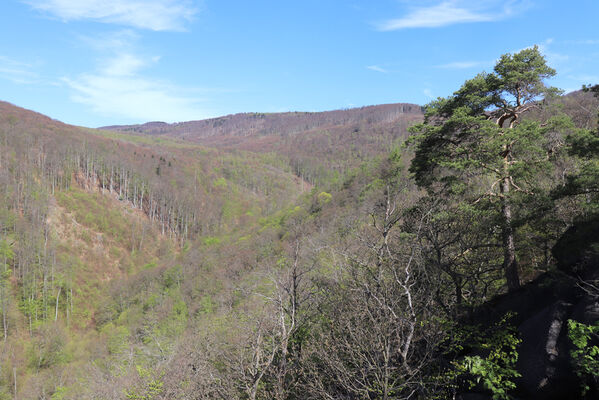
[1,48,599,399]
[101,103,423,141]
[102,103,423,186]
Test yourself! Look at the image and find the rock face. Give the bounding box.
[516,300,577,399]
[459,218,599,399]
[552,217,599,275]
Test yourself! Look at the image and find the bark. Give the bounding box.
[500,175,520,291]
[2,285,7,342]
[55,286,61,322]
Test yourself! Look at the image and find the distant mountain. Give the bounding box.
[102,103,424,185]
[101,103,423,141]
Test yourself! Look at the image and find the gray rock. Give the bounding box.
[516,300,575,399]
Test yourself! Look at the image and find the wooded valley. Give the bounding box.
[0,47,598,399]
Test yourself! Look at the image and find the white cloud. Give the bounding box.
[102,53,148,76]
[377,0,524,31]
[366,65,388,73]
[63,52,210,123]
[23,0,197,31]
[423,88,434,99]
[533,42,569,68]
[61,28,213,123]
[78,29,141,52]
[0,56,39,84]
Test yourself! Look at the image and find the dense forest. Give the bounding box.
[0,47,598,399]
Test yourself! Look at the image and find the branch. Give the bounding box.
[479,162,502,175]
[509,176,533,195]
[473,179,502,203]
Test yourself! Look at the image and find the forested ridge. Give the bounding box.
[0,47,598,399]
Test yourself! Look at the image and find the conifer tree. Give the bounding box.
[561,84,599,210]
[409,46,571,291]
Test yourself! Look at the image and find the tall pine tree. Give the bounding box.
[409,46,571,291]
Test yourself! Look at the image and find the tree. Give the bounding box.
[407,196,504,313]
[299,153,444,400]
[409,46,571,291]
[0,237,14,341]
[559,84,599,212]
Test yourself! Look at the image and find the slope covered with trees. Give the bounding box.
[0,47,598,399]
[103,103,424,188]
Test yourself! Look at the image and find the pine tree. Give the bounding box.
[409,46,572,291]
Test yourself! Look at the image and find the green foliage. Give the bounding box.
[554,83,599,213]
[0,238,14,264]
[560,123,599,212]
[568,128,599,159]
[452,314,522,400]
[27,325,69,370]
[143,261,157,270]
[125,366,164,400]
[409,46,562,193]
[162,265,182,289]
[202,236,222,246]
[51,386,69,400]
[408,45,572,291]
[568,319,599,395]
[213,177,228,188]
[317,191,332,205]
[198,294,215,315]
[166,292,188,335]
[103,323,130,355]
[0,388,10,400]
[56,188,132,247]
[221,198,245,223]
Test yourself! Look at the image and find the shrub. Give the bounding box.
[568,319,599,396]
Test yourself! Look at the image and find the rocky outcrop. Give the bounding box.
[459,219,599,399]
[552,217,599,275]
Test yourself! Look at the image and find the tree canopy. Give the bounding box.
[409,45,571,291]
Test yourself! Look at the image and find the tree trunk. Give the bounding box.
[55,287,61,322]
[2,284,7,342]
[500,177,520,291]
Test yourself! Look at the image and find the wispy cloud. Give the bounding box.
[63,30,210,124]
[101,53,150,76]
[23,0,197,31]
[0,56,39,84]
[377,0,526,31]
[366,65,388,73]
[78,29,141,52]
[423,88,434,99]
[64,53,209,124]
[534,40,569,68]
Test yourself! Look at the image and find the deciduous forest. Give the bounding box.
[0,47,598,399]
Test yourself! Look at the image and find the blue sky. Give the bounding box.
[1,0,598,127]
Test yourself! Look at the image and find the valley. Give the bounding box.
[0,50,598,400]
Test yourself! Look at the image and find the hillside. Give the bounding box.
[102,103,422,140]
[0,100,310,398]
[102,103,424,186]
[0,63,598,400]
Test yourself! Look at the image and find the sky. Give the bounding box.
[0,0,598,127]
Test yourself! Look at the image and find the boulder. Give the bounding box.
[516,300,577,399]
[552,218,599,275]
